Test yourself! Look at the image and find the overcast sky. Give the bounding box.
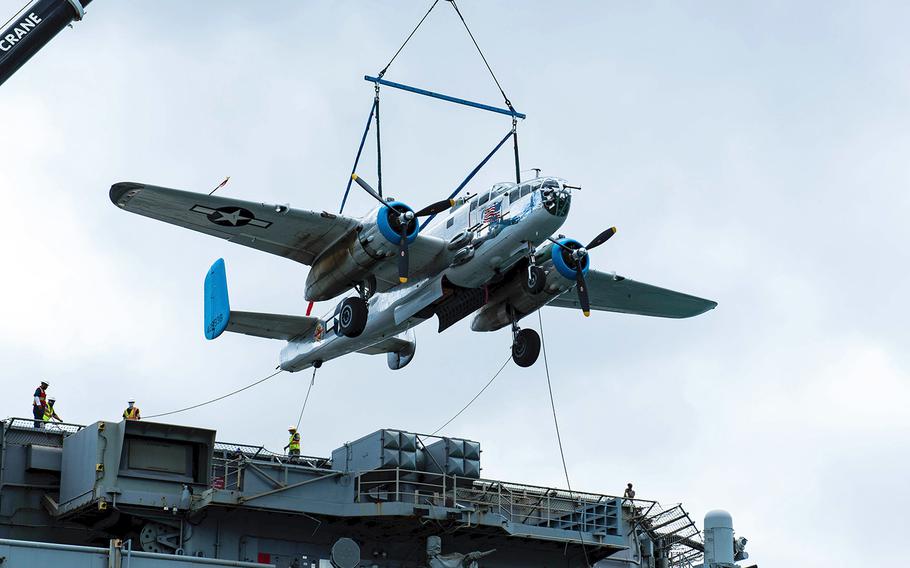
[2,1,909,565]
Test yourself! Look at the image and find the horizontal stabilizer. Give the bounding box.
[204,258,317,341]
[227,311,320,341]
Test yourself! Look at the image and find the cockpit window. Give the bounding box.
[469,199,477,211]
[509,189,520,203]
[519,184,531,197]
[478,193,490,206]
[542,179,560,189]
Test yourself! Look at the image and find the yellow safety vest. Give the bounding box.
[123,407,140,420]
[288,432,301,451]
[42,404,55,421]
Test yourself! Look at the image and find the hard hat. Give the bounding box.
[40,380,49,386]
[288,426,297,431]
[128,399,136,403]
[48,397,56,402]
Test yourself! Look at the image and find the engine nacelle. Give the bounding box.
[470,245,576,331]
[305,202,418,301]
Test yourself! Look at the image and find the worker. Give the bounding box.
[123,399,141,421]
[32,380,49,428]
[623,483,636,501]
[42,397,63,423]
[284,426,301,458]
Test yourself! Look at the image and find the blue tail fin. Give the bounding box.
[204,258,230,340]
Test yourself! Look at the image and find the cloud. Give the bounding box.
[2,2,909,566]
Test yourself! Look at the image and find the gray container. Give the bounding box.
[422,437,481,478]
[331,429,418,473]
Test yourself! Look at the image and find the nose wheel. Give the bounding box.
[524,265,546,294]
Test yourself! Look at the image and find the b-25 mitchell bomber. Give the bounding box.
[110,174,716,371]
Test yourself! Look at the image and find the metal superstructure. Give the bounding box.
[0,418,749,567]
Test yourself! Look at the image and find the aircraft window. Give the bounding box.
[542,179,560,188]
[519,184,531,197]
[446,217,454,228]
[478,194,490,206]
[509,189,520,203]
[470,200,477,211]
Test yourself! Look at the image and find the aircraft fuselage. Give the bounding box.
[280,177,571,371]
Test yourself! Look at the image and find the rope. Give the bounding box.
[377,0,441,78]
[448,0,514,110]
[144,369,284,419]
[537,310,591,567]
[294,367,318,430]
[431,355,510,435]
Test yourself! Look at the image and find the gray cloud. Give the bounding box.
[2,2,908,565]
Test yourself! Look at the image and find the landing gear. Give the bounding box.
[336,297,368,338]
[523,242,546,295]
[509,305,540,368]
[524,265,546,294]
[512,328,541,368]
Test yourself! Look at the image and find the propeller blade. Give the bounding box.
[414,198,455,217]
[586,227,617,250]
[576,269,591,317]
[398,232,409,283]
[547,237,572,252]
[351,174,388,208]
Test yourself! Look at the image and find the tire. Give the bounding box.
[523,266,546,294]
[512,328,541,368]
[336,297,368,338]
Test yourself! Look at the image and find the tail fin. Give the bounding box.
[204,258,320,342]
[204,258,231,339]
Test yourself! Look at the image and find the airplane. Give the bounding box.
[110,174,716,372]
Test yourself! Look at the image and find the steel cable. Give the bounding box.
[448,0,514,109]
[377,0,441,78]
[431,354,511,435]
[294,367,318,430]
[537,310,592,567]
[144,369,284,419]
[1,0,32,32]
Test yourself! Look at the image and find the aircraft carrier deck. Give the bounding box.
[0,417,750,568]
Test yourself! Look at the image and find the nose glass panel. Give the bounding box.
[542,187,571,217]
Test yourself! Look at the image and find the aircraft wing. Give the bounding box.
[370,236,451,291]
[547,269,717,318]
[110,182,358,265]
[227,311,320,341]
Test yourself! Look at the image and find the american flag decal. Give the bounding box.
[482,201,502,223]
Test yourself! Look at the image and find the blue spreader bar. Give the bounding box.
[364,75,526,120]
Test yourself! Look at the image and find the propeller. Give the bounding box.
[351,174,454,284]
[548,227,617,317]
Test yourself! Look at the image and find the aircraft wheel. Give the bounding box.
[337,297,368,338]
[512,328,541,368]
[524,266,546,294]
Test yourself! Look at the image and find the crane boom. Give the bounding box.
[0,0,93,87]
